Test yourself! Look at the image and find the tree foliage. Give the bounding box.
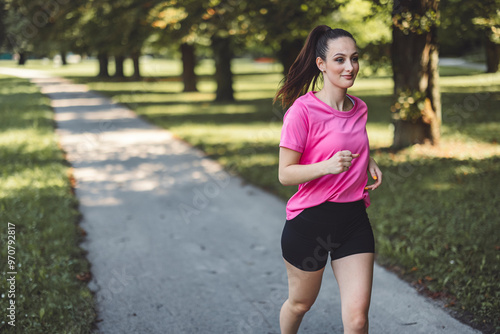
[440,0,500,72]
[1,0,84,64]
[241,0,342,74]
[327,0,392,76]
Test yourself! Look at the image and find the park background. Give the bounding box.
[0,0,499,333]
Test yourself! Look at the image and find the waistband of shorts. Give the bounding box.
[289,200,365,223]
[314,200,364,210]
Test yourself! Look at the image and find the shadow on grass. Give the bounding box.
[441,91,500,143]
[0,143,67,172]
[370,155,500,332]
[122,98,281,129]
[438,66,485,77]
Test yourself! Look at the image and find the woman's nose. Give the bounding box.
[345,60,353,72]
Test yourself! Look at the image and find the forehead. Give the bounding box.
[326,37,358,55]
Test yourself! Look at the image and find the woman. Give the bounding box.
[274,25,383,334]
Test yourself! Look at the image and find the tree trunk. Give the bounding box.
[0,3,5,49]
[391,0,441,148]
[277,38,304,76]
[97,53,109,78]
[61,51,67,65]
[211,36,234,101]
[18,52,26,65]
[484,35,499,73]
[114,55,125,78]
[181,43,198,92]
[131,51,141,80]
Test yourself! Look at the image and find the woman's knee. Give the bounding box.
[344,311,369,331]
[287,299,314,317]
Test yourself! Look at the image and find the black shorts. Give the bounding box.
[281,200,375,272]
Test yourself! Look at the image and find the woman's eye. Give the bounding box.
[335,58,344,63]
[352,57,359,62]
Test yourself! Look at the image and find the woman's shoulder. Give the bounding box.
[288,92,317,112]
[294,92,314,106]
[297,91,319,105]
[285,94,310,115]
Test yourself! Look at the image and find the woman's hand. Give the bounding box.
[365,157,382,190]
[279,148,360,186]
[324,150,360,175]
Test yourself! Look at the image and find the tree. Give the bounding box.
[180,42,197,92]
[0,0,7,52]
[244,1,342,75]
[150,2,199,91]
[2,0,37,64]
[472,0,500,73]
[150,1,247,97]
[439,0,481,56]
[158,0,246,101]
[64,0,162,79]
[120,1,158,79]
[390,0,441,148]
[70,0,116,78]
[211,34,234,101]
[440,0,500,73]
[197,1,242,101]
[1,0,84,65]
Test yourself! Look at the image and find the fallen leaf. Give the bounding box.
[77,226,87,236]
[76,272,92,282]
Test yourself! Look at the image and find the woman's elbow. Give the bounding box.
[278,175,288,186]
[278,171,287,186]
[278,171,294,186]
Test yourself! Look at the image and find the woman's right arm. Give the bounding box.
[278,147,359,186]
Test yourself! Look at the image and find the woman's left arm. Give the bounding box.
[365,157,382,190]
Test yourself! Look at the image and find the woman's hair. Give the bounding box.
[274,25,356,109]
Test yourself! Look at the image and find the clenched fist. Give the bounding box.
[323,150,360,175]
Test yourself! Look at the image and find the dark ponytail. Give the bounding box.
[274,25,356,109]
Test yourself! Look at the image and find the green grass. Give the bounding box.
[1,58,499,333]
[0,76,95,333]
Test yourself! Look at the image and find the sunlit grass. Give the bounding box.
[366,123,393,148]
[0,75,95,333]
[440,72,500,91]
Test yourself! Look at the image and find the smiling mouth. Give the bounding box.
[342,75,353,79]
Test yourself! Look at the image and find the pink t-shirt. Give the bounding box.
[280,91,370,220]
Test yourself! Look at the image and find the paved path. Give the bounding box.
[0,67,481,333]
[439,58,487,71]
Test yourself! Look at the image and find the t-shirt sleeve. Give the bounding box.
[279,102,308,153]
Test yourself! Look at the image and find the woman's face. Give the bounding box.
[317,37,359,90]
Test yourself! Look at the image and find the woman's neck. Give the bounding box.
[315,86,350,111]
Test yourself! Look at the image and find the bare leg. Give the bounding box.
[280,259,325,334]
[332,253,374,334]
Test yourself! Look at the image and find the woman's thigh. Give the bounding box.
[284,259,325,306]
[331,253,374,314]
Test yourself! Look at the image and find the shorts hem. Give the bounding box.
[331,250,375,262]
[282,255,326,272]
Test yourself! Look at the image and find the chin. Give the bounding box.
[339,82,355,89]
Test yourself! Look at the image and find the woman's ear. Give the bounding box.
[316,57,325,72]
